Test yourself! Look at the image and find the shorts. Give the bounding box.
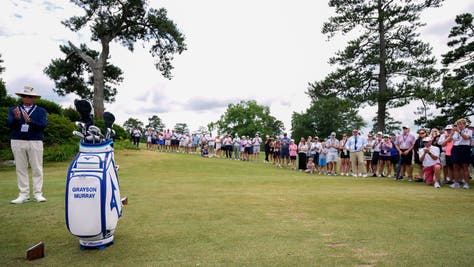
[400,149,413,165]
[215,143,221,150]
[253,145,261,153]
[165,139,171,146]
[423,163,441,185]
[452,145,471,164]
[274,150,280,157]
[371,151,380,164]
[379,155,391,161]
[390,155,400,164]
[319,158,327,166]
[158,140,165,145]
[327,152,338,162]
[340,150,350,159]
[281,148,289,158]
[245,147,253,154]
[363,151,372,161]
[290,155,297,160]
[445,155,453,166]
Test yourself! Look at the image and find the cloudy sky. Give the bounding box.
[1,0,473,134]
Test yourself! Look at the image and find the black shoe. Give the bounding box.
[372,174,377,177]
[415,178,424,182]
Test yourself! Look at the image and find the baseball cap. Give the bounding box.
[422,137,431,142]
[402,125,409,129]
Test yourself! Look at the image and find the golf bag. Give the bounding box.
[65,139,122,249]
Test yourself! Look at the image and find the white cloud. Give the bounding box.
[1,0,472,133]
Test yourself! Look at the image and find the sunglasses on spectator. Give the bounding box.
[22,95,34,98]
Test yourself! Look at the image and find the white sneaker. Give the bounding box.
[346,173,349,176]
[11,196,30,204]
[434,182,441,188]
[450,182,460,189]
[352,174,358,178]
[362,174,368,178]
[387,174,392,178]
[34,195,47,202]
[463,183,470,189]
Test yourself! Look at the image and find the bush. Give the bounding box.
[92,119,129,140]
[63,107,80,122]
[35,99,63,115]
[44,114,76,145]
[43,142,78,162]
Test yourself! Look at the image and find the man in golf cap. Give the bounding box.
[7,86,48,203]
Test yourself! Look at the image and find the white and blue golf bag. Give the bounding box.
[66,139,123,249]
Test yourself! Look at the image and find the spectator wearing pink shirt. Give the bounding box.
[289,139,298,170]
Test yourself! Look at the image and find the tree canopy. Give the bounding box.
[210,100,284,138]
[45,0,186,119]
[431,12,474,124]
[291,97,366,140]
[308,0,442,131]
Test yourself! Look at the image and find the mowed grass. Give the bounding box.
[1,149,474,266]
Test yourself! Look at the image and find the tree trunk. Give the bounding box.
[377,0,387,132]
[93,38,111,120]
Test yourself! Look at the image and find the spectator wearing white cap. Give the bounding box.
[7,86,48,204]
[419,136,442,188]
[326,132,339,175]
[395,125,416,181]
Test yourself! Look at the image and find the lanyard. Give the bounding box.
[20,105,37,120]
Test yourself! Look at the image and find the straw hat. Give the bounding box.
[15,86,41,98]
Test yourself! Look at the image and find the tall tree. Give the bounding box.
[46,0,186,119]
[123,117,144,133]
[173,123,189,135]
[146,115,165,132]
[432,12,474,123]
[291,97,366,140]
[308,0,442,131]
[211,100,284,138]
[44,44,123,103]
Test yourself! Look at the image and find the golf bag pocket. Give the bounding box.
[66,173,103,237]
[75,154,104,169]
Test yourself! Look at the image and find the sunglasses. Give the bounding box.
[22,95,34,99]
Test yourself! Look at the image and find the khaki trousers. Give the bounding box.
[11,140,44,197]
[350,151,367,175]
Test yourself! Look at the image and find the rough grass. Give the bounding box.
[1,149,474,266]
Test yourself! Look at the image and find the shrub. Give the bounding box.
[44,113,76,145]
[63,107,80,122]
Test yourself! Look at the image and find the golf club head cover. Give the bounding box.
[103,112,115,129]
[74,99,94,129]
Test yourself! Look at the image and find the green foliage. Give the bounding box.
[63,106,81,122]
[430,12,474,123]
[173,122,189,134]
[371,111,401,135]
[43,142,78,162]
[93,119,129,140]
[43,113,76,145]
[0,53,4,74]
[146,115,165,132]
[0,107,10,144]
[211,100,284,138]
[291,97,366,140]
[35,99,63,115]
[0,83,18,107]
[308,0,442,131]
[44,44,123,103]
[123,117,144,134]
[46,0,186,118]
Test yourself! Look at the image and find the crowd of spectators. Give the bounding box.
[132,118,474,189]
